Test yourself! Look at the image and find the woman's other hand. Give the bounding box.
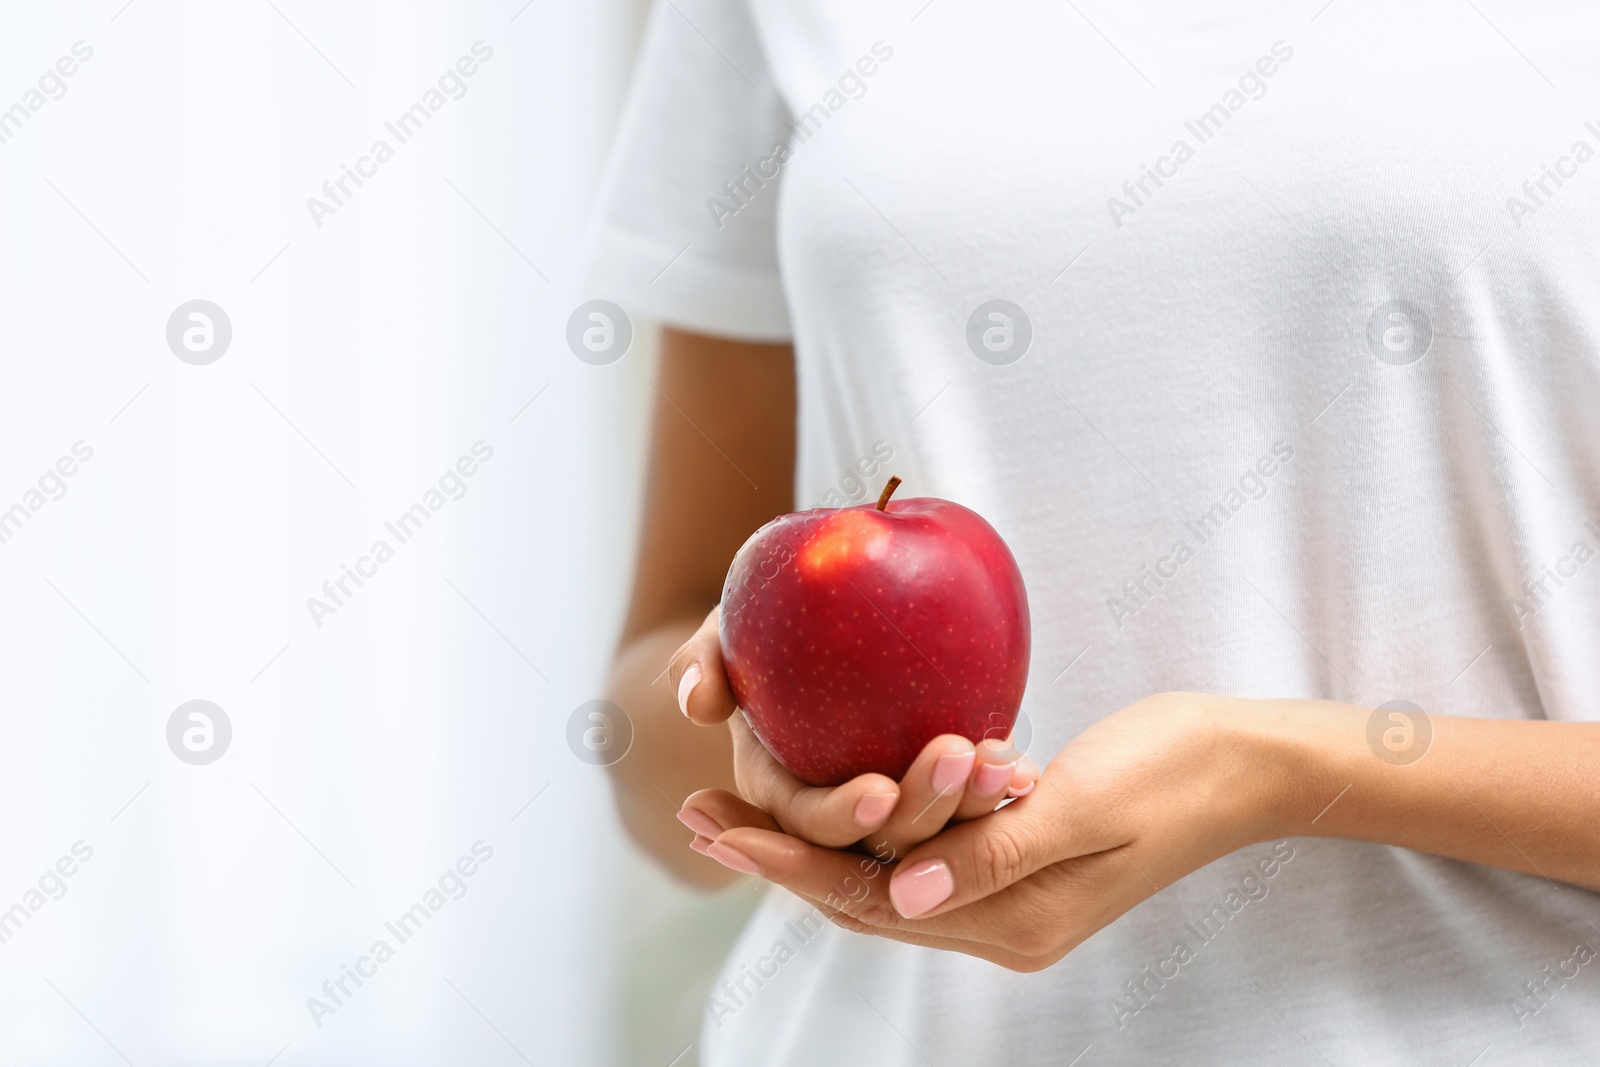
[681,692,1272,969]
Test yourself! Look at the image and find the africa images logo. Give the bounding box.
[1106,41,1294,229]
[966,300,1032,365]
[166,300,233,365]
[304,42,494,229]
[705,41,894,230]
[1107,841,1296,1029]
[0,40,94,149]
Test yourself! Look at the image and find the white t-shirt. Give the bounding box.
[583,2,1600,1063]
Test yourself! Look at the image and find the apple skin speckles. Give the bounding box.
[719,492,1030,786]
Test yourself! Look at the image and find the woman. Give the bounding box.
[587,2,1600,1063]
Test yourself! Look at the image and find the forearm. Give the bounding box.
[1242,697,1600,891]
[605,620,739,888]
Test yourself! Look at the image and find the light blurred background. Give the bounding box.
[0,1,753,1063]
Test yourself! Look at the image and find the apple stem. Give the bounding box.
[875,476,902,511]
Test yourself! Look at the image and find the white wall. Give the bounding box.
[0,1,702,1063]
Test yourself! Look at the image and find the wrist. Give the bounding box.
[1208,694,1357,845]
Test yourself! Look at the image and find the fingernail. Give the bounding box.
[930,751,975,794]
[676,662,702,717]
[1008,780,1036,798]
[890,859,953,918]
[974,759,1017,795]
[979,736,1020,763]
[688,836,713,856]
[854,793,896,827]
[677,807,722,839]
[707,842,763,877]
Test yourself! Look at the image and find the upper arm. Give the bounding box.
[619,327,796,644]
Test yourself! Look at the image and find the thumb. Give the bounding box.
[886,774,1083,919]
[668,606,737,726]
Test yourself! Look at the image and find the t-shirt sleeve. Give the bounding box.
[577,0,793,342]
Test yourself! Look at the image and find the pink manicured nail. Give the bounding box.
[890,859,953,918]
[689,836,713,856]
[930,752,975,795]
[676,662,702,717]
[677,807,722,839]
[854,793,896,826]
[1008,780,1036,798]
[974,760,1017,795]
[707,842,763,876]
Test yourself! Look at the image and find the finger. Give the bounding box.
[863,734,976,861]
[952,738,1020,822]
[1009,756,1039,798]
[831,852,1147,971]
[715,820,1127,967]
[718,800,1155,969]
[678,791,779,879]
[679,788,781,842]
[887,775,1089,919]
[727,714,900,847]
[668,607,736,725]
[711,821,1056,949]
[709,824,911,930]
[794,890,1038,970]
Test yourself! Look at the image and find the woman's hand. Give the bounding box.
[669,607,1038,863]
[685,689,1600,968]
[686,692,1288,969]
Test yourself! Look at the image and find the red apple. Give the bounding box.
[719,477,1030,786]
